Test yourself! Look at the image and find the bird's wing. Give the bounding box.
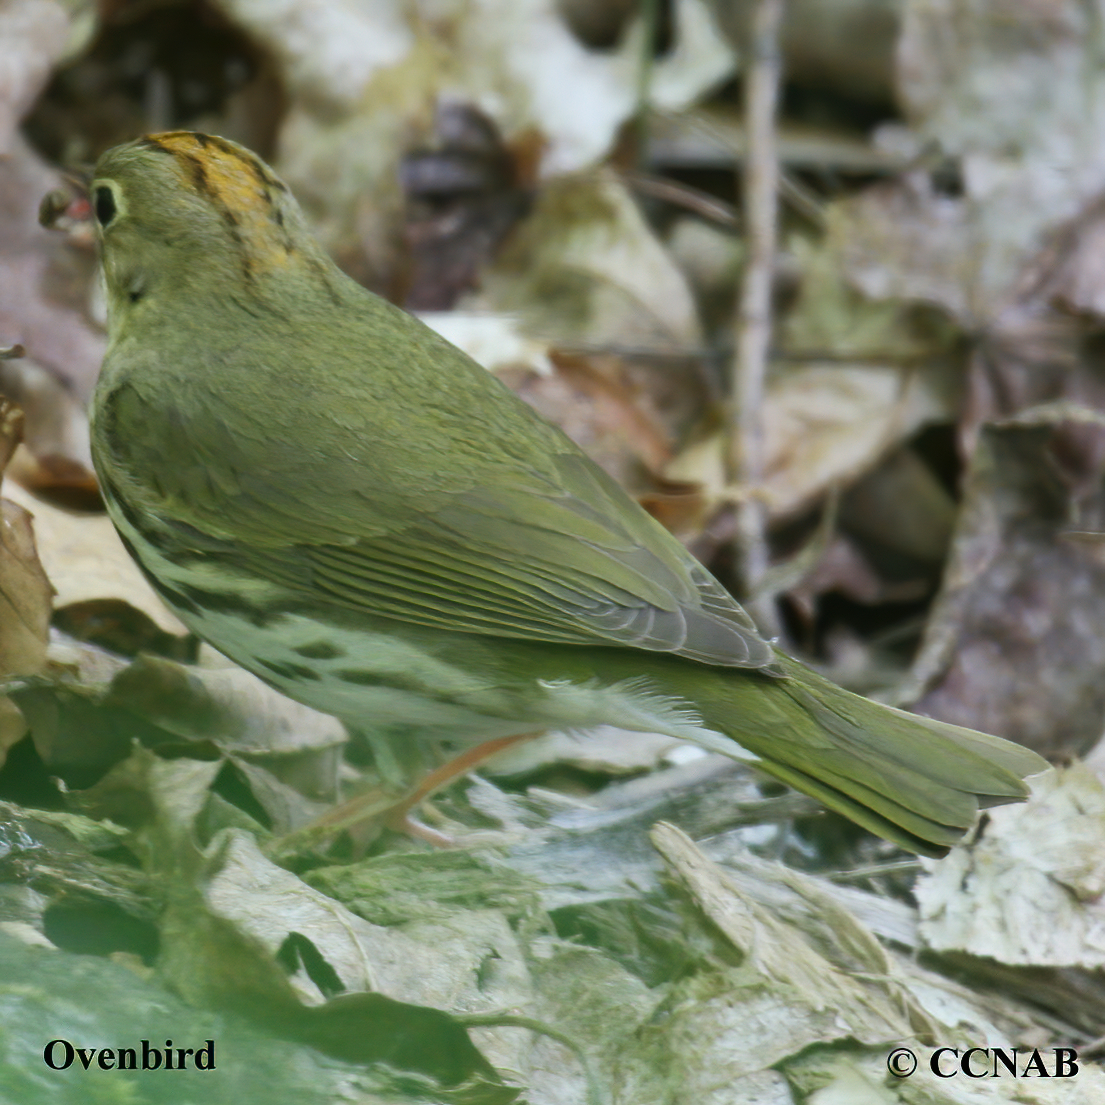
[312,460,773,666]
[153,449,775,668]
[96,307,775,668]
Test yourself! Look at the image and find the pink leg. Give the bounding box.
[383,731,543,843]
[296,731,544,850]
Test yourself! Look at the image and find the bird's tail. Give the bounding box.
[692,652,1049,856]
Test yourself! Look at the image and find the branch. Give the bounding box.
[731,0,785,635]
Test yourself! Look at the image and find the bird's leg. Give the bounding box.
[277,730,544,855]
[384,731,544,843]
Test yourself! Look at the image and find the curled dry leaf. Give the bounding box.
[916,764,1104,968]
[0,395,53,768]
[761,361,958,518]
[477,169,704,352]
[906,405,1105,758]
[108,654,346,759]
[0,408,53,660]
[651,823,933,1046]
[1,478,184,636]
[0,354,96,502]
[665,361,958,521]
[105,653,345,815]
[162,828,532,1090]
[17,650,343,827]
[0,497,53,678]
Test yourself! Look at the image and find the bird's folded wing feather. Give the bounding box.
[231,459,774,666]
[144,449,774,667]
[100,328,775,668]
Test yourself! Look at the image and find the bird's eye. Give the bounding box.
[94,186,117,227]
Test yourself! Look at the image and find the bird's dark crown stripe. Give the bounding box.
[135,136,174,155]
[181,152,208,196]
[137,133,297,274]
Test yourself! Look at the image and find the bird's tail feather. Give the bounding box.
[695,652,1049,857]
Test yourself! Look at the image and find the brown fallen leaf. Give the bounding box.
[664,360,959,522]
[906,404,1105,759]
[1,478,185,636]
[500,351,679,493]
[0,355,98,508]
[0,498,53,677]
[0,396,54,769]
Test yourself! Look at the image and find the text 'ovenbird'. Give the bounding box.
[85,132,1046,855]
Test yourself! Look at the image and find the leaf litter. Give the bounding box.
[3,1,1105,1102]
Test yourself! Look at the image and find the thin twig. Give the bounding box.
[730,0,785,635]
[622,170,739,228]
[779,169,826,227]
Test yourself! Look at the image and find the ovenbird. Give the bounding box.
[84,132,1044,855]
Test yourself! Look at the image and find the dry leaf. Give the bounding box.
[2,478,185,635]
[0,396,53,768]
[916,764,1105,968]
[236,0,733,280]
[0,354,95,500]
[651,823,932,1045]
[0,497,53,677]
[906,405,1105,757]
[108,653,345,759]
[666,362,958,520]
[477,169,703,351]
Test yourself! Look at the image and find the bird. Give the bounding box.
[82,131,1046,856]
